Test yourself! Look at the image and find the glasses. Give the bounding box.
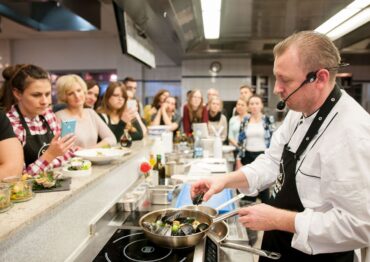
[112,94,124,99]
[192,96,202,100]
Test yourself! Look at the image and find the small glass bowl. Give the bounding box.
[2,176,34,203]
[0,183,13,212]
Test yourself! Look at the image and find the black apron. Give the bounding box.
[106,115,125,142]
[260,87,354,262]
[16,105,54,166]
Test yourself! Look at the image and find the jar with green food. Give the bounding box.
[0,183,12,212]
[2,176,34,202]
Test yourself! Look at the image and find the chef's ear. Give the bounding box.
[315,69,330,89]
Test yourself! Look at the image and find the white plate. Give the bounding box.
[222,145,236,153]
[62,162,92,178]
[74,148,125,164]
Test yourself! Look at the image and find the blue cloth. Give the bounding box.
[175,183,235,214]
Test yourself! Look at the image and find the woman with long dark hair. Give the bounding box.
[0,64,76,176]
[182,89,208,135]
[143,89,169,125]
[97,82,144,141]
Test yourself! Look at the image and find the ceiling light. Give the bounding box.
[315,0,370,40]
[201,0,221,39]
[327,8,370,41]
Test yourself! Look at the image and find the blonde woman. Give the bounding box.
[228,98,249,147]
[207,96,227,142]
[55,74,116,149]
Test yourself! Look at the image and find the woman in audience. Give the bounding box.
[55,74,116,148]
[232,85,254,116]
[182,89,208,135]
[0,64,76,176]
[97,82,145,141]
[207,96,227,142]
[228,98,249,147]
[151,96,181,132]
[143,89,170,125]
[84,79,100,109]
[236,95,275,202]
[0,110,24,179]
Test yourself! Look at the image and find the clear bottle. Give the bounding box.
[213,135,223,159]
[154,154,165,185]
[193,130,203,158]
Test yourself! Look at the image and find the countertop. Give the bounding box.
[0,138,153,262]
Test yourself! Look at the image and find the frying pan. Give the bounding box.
[182,193,245,217]
[138,207,239,249]
[208,221,282,260]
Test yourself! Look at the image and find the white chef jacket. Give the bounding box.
[239,90,370,259]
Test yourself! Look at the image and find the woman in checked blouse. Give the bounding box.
[0,64,77,176]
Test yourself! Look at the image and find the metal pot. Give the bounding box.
[182,193,245,217]
[138,208,239,249]
[208,221,281,260]
[165,161,192,176]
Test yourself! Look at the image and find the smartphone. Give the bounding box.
[126,99,137,111]
[61,119,77,137]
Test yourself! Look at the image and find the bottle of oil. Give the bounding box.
[153,154,165,185]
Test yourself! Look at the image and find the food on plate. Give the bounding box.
[142,210,209,236]
[96,151,104,156]
[33,171,59,189]
[67,157,91,171]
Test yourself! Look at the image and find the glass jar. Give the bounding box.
[0,183,12,212]
[2,176,34,203]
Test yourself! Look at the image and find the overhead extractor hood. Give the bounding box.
[0,0,101,31]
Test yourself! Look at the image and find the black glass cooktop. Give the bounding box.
[93,228,195,262]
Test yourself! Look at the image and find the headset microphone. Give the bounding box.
[276,71,317,110]
[276,63,350,110]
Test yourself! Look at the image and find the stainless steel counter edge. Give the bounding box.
[0,138,153,262]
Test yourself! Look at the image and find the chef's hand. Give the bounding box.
[238,203,297,233]
[42,133,76,162]
[191,177,226,202]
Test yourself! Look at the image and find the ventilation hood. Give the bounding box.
[0,0,101,31]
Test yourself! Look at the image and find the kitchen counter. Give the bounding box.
[0,139,153,262]
[75,158,254,262]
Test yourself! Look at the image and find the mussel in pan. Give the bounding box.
[144,211,209,237]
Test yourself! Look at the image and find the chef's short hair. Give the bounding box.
[56,74,87,103]
[273,31,340,83]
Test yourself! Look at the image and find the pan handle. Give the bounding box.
[212,209,240,223]
[215,193,245,211]
[220,241,281,260]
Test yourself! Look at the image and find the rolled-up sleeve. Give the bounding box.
[292,134,370,254]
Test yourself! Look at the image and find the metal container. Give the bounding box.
[117,193,139,211]
[165,161,191,176]
[148,185,175,205]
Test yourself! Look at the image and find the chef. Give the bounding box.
[191,31,370,261]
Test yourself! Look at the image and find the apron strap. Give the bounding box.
[295,86,342,159]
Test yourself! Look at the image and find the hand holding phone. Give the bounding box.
[126,99,137,111]
[61,119,77,137]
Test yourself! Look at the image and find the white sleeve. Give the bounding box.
[292,134,370,254]
[238,111,295,195]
